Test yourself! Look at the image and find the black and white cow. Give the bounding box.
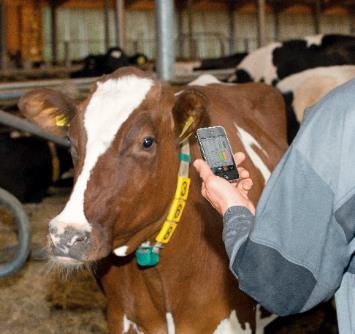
[228,34,355,85]
[276,65,355,143]
[71,47,148,78]
[193,52,248,71]
[0,129,73,202]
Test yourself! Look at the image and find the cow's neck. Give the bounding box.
[135,140,192,267]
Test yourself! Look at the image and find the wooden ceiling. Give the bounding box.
[50,0,355,13]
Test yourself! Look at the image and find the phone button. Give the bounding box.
[223,174,230,180]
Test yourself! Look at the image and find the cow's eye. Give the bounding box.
[142,137,155,149]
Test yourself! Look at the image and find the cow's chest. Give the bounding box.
[101,259,258,334]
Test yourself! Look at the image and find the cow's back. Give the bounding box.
[189,82,287,202]
[202,83,286,139]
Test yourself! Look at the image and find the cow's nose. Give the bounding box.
[49,225,91,260]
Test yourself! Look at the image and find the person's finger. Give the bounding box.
[193,159,214,181]
[233,152,246,165]
[201,182,207,198]
[242,179,253,191]
[237,167,249,179]
[240,178,253,191]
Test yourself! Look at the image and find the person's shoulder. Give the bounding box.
[319,78,355,115]
[299,78,355,131]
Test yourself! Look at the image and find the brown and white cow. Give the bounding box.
[18,67,287,333]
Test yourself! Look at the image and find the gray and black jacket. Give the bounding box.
[223,79,355,330]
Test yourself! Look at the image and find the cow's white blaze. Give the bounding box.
[213,310,251,334]
[166,312,175,334]
[305,34,323,47]
[113,245,128,256]
[50,76,154,233]
[123,315,144,334]
[235,125,271,183]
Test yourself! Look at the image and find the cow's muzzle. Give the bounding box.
[49,225,91,261]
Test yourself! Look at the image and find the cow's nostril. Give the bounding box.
[72,235,87,246]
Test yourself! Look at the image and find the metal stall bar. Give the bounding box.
[257,0,266,47]
[155,0,175,81]
[0,0,6,70]
[0,110,69,147]
[0,76,96,92]
[114,0,125,48]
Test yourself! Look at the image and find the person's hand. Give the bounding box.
[193,152,255,216]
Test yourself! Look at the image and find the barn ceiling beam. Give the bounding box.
[49,0,70,7]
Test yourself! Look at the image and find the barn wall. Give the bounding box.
[42,7,353,61]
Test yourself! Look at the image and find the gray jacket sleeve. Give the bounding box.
[223,79,355,316]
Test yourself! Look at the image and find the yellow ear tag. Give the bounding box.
[137,55,146,65]
[179,115,194,138]
[55,114,69,127]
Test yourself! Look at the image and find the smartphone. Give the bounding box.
[196,126,239,182]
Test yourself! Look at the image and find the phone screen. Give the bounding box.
[197,126,239,182]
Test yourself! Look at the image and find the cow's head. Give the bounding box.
[19,67,209,266]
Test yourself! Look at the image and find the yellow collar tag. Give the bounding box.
[155,176,191,244]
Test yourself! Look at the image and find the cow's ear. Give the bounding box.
[172,88,210,142]
[18,88,76,137]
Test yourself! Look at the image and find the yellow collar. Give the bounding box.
[135,141,191,267]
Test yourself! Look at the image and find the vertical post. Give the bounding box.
[273,7,279,41]
[187,0,195,59]
[64,13,70,67]
[228,1,236,53]
[114,0,125,48]
[313,0,321,34]
[104,0,110,51]
[257,0,266,47]
[177,8,184,59]
[155,0,175,81]
[50,1,58,65]
[0,0,6,70]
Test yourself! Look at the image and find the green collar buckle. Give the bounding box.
[135,244,160,267]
